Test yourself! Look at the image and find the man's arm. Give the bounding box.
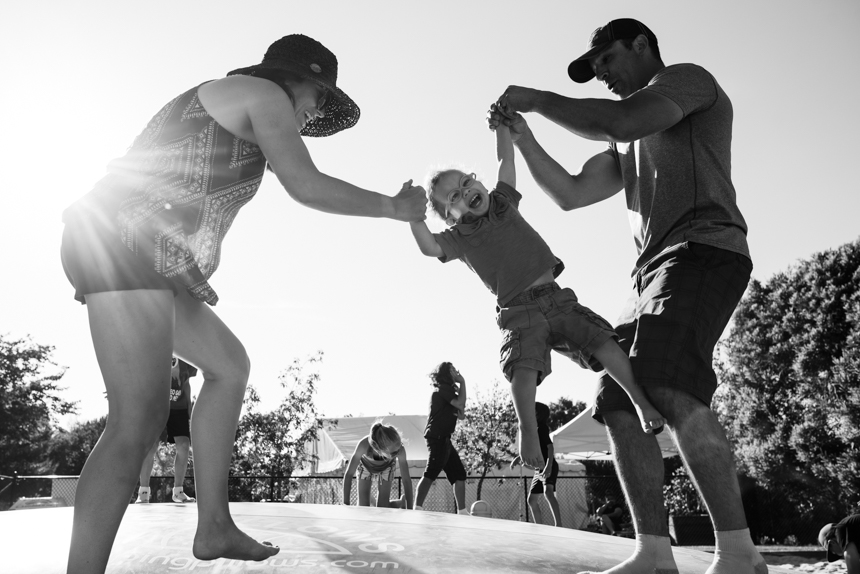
[409,221,444,258]
[516,128,623,211]
[489,106,623,211]
[500,85,684,143]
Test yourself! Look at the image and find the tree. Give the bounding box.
[232,352,326,501]
[45,416,107,475]
[714,239,860,529]
[0,335,76,474]
[453,379,518,499]
[547,397,587,432]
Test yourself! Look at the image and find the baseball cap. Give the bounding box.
[568,18,658,83]
[818,523,841,562]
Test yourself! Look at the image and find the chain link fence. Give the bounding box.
[0,472,833,545]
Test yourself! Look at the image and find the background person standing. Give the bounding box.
[136,357,197,503]
[414,362,469,515]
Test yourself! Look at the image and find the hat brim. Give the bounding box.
[227,63,360,138]
[567,41,614,83]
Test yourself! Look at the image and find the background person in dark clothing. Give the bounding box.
[527,402,562,527]
[820,513,860,574]
[414,362,469,514]
[595,494,626,536]
[137,357,198,503]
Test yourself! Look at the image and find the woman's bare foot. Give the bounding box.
[193,518,280,561]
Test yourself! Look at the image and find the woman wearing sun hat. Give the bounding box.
[61,34,425,573]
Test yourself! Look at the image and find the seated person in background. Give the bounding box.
[820,513,860,574]
[595,493,625,536]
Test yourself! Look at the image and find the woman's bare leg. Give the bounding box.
[173,290,278,561]
[67,289,175,574]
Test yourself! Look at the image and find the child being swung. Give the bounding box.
[407,106,665,470]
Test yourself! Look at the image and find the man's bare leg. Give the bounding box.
[649,388,765,574]
[579,408,677,574]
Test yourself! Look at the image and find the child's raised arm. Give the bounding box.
[496,122,516,189]
[409,220,444,258]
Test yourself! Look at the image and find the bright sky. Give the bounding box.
[2,0,858,429]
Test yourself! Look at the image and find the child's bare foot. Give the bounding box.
[635,405,666,435]
[518,426,545,469]
[193,519,279,562]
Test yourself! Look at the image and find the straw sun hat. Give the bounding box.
[228,34,360,137]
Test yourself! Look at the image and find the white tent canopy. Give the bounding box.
[550,408,678,460]
[300,415,585,476]
[302,415,430,475]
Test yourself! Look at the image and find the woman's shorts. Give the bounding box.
[423,435,467,484]
[592,242,753,422]
[162,409,191,443]
[497,284,617,384]
[61,208,178,304]
[529,459,559,494]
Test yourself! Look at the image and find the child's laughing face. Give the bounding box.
[433,171,489,225]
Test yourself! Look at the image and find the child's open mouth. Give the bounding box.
[468,194,483,209]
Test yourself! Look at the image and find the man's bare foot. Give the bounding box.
[193,519,280,561]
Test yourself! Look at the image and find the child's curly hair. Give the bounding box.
[429,361,455,387]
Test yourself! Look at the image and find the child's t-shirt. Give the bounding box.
[433,181,563,307]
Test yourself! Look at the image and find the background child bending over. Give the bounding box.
[406,105,665,472]
[343,422,412,509]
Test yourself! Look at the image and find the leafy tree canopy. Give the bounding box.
[714,238,860,512]
[0,334,76,474]
[453,380,518,499]
[45,416,106,475]
[232,352,325,480]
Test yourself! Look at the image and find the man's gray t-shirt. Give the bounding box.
[608,63,751,276]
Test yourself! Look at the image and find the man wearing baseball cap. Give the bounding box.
[820,514,860,573]
[490,18,760,574]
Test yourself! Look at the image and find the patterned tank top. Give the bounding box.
[66,81,267,305]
